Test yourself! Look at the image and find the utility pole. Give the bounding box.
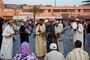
[55,0,56,6]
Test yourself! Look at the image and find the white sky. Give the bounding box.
[3,0,83,6]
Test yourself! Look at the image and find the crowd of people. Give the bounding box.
[0,17,90,60]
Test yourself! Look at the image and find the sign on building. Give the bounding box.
[4,5,23,9]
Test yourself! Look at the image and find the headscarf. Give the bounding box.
[13,42,38,60]
[20,42,31,58]
[44,19,49,23]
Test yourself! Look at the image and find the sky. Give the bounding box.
[3,0,84,6]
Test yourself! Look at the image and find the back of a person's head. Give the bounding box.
[40,19,44,21]
[47,43,65,60]
[50,43,57,50]
[74,40,82,48]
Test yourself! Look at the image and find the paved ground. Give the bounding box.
[13,27,90,60]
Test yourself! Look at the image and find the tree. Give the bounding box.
[31,5,40,22]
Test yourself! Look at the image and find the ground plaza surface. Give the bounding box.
[12,27,90,60]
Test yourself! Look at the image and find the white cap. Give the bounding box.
[22,23,24,25]
[23,19,27,22]
[60,21,62,23]
[50,43,57,50]
[55,21,59,24]
[75,18,79,21]
[44,19,49,23]
[29,21,31,24]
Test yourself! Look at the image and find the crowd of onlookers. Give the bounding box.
[0,17,90,60]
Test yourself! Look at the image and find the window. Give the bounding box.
[69,9,75,12]
[78,9,80,12]
[53,9,60,12]
[22,9,32,12]
[3,16,13,20]
[48,9,51,12]
[84,9,90,12]
[61,9,68,12]
[71,14,75,15]
[4,9,13,11]
[39,9,45,12]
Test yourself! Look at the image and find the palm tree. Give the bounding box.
[31,5,40,22]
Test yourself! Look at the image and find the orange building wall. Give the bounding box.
[0,0,3,17]
[0,0,90,20]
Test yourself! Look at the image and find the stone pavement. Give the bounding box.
[38,57,44,60]
[13,28,90,59]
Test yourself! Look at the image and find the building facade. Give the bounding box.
[0,0,90,20]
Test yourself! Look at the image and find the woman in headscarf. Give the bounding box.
[13,42,38,60]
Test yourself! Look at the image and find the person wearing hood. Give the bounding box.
[74,18,84,49]
[13,42,38,60]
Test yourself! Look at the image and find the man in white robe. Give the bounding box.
[71,19,84,49]
[36,19,46,57]
[54,21,64,54]
[74,19,84,49]
[44,43,65,60]
[1,20,15,59]
[59,21,63,33]
[66,40,89,60]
